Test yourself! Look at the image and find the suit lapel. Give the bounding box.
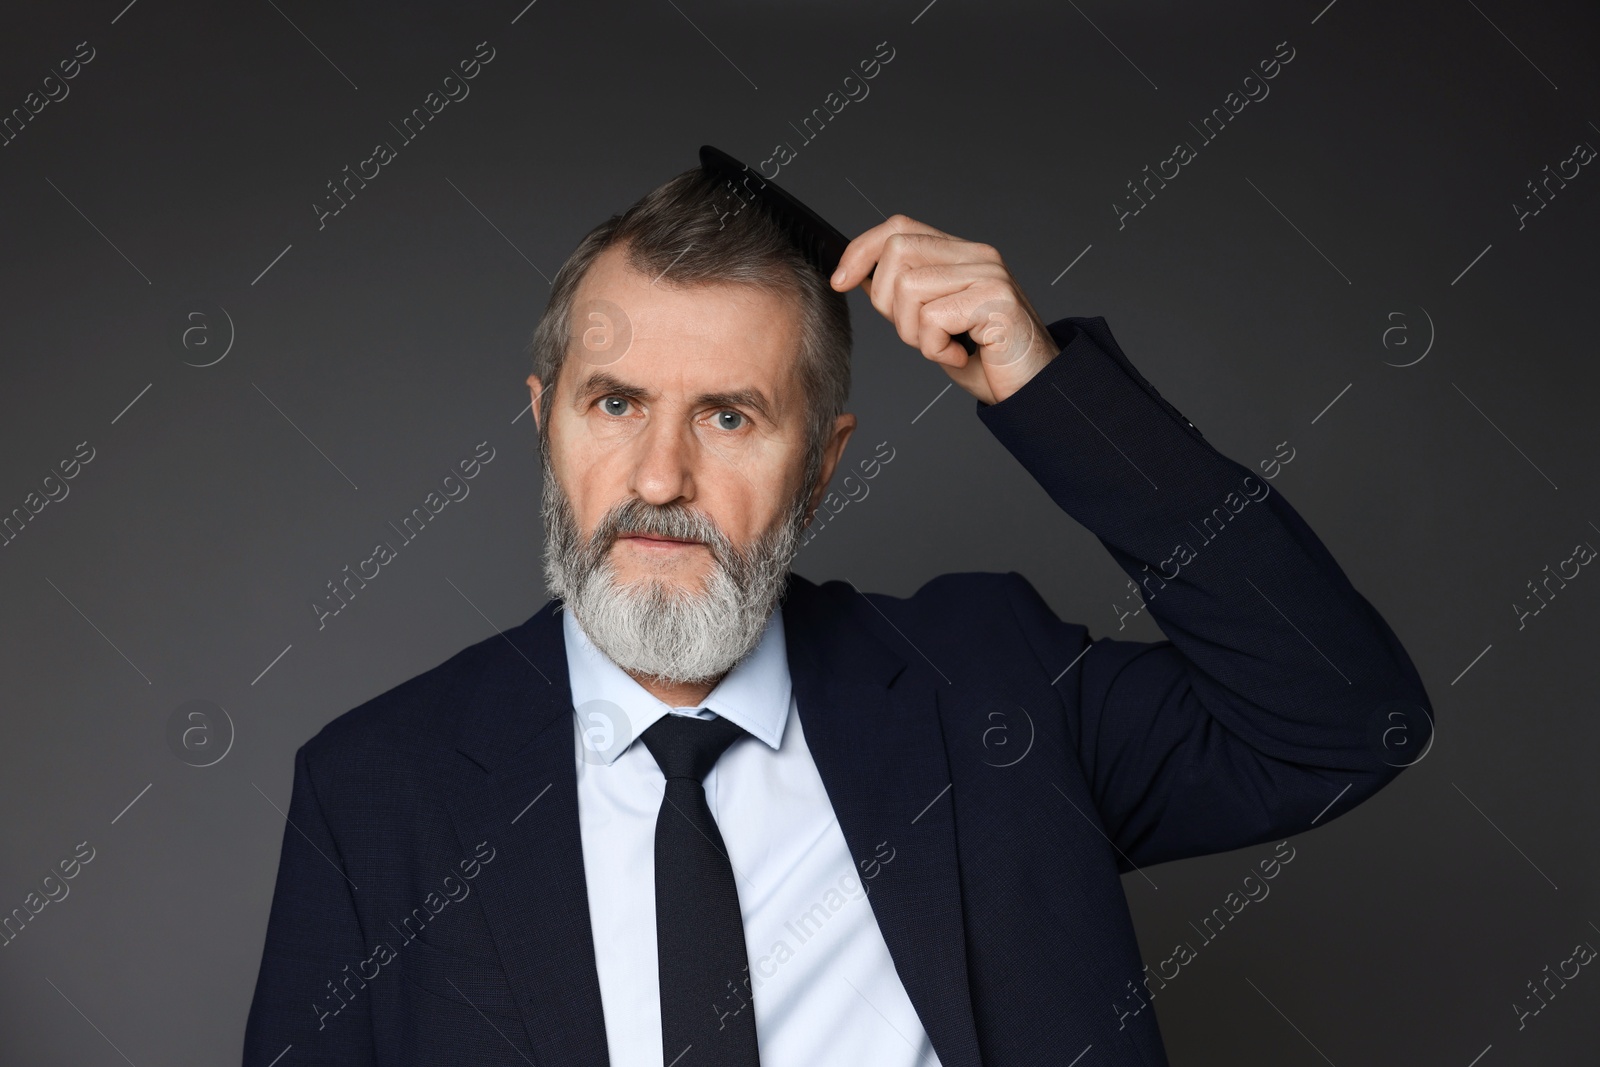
[783,576,984,1067]
[444,599,612,1067]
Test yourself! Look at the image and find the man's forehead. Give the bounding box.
[564,249,804,398]
[576,249,796,328]
[565,322,793,390]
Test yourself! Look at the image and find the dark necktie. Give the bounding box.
[640,712,761,1067]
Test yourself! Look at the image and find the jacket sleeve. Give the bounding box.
[976,316,1433,870]
[242,743,377,1065]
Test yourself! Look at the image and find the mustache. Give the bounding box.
[591,498,732,559]
[540,458,816,610]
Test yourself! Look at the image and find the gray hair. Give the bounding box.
[527,165,852,493]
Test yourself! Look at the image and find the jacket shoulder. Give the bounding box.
[802,570,1069,685]
[298,610,543,771]
[878,569,1049,625]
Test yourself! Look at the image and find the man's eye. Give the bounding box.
[599,396,630,416]
[713,410,746,431]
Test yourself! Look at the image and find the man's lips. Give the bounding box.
[617,533,702,547]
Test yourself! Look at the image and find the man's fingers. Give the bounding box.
[921,288,1017,365]
[885,261,956,346]
[828,213,1048,404]
[917,313,972,368]
[886,262,1008,351]
[830,214,954,291]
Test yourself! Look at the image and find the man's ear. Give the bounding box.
[526,373,545,432]
[805,413,858,522]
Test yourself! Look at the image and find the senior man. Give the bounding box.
[243,164,1432,1067]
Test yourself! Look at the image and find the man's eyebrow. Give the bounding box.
[697,387,776,424]
[573,371,646,405]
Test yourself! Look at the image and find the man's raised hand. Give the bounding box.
[829,214,1061,406]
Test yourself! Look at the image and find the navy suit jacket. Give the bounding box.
[243,316,1432,1066]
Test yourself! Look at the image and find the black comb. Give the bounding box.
[698,144,977,356]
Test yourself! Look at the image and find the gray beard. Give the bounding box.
[540,460,810,687]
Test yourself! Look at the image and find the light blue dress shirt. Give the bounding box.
[563,605,941,1067]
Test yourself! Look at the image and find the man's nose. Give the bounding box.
[628,414,697,506]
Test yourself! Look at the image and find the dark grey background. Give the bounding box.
[2,0,1596,1063]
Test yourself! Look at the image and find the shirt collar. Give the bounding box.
[561,604,791,764]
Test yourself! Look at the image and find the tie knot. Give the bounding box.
[640,712,746,782]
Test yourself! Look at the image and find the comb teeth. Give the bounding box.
[786,225,834,274]
[699,144,849,276]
